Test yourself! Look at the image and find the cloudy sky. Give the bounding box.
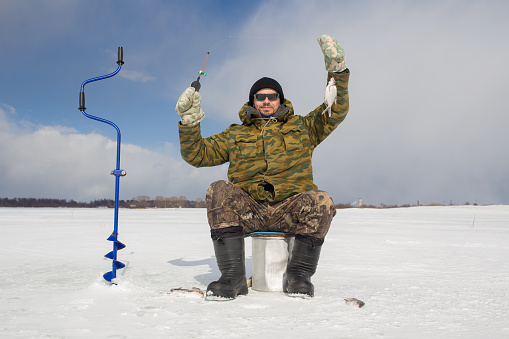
[1,0,508,206]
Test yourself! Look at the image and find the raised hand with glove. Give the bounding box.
[317,35,347,73]
[317,35,348,116]
[175,86,205,126]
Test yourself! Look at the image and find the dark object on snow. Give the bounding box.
[345,298,365,308]
[168,287,205,298]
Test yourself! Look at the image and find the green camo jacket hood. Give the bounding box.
[238,100,294,126]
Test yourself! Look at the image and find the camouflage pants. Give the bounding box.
[205,180,336,239]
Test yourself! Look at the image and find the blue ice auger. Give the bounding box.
[78,47,126,283]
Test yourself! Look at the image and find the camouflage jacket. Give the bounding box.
[179,70,350,202]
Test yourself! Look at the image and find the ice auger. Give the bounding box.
[78,47,126,283]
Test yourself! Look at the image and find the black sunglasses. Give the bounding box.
[253,93,279,101]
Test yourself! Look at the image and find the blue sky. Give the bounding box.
[1,0,509,205]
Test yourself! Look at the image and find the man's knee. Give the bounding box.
[206,180,236,205]
[206,180,231,197]
[300,190,336,214]
[205,180,251,231]
[292,190,336,239]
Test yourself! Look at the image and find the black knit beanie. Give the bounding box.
[249,77,284,106]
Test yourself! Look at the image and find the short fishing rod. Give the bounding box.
[190,51,208,92]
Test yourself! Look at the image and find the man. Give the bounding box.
[175,35,350,300]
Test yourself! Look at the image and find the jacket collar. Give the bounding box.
[239,99,294,125]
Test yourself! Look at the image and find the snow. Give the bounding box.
[1,206,508,338]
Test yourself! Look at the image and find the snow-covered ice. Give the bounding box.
[1,206,508,338]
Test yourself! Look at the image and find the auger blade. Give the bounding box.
[107,234,126,250]
[114,260,125,269]
[103,271,115,282]
[115,241,126,250]
[107,233,118,242]
[105,251,115,260]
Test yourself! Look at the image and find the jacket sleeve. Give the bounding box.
[303,69,350,147]
[178,122,230,167]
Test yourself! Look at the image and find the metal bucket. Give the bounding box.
[251,233,295,292]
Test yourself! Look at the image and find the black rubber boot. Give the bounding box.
[284,236,323,297]
[206,227,248,300]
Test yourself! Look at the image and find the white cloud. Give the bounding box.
[118,69,156,83]
[0,103,16,115]
[0,107,225,201]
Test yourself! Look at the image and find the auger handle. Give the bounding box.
[117,47,124,65]
[79,92,86,111]
[79,46,124,111]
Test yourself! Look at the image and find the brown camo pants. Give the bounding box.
[205,180,337,239]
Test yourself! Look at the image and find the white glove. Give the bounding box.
[317,35,347,73]
[175,87,205,126]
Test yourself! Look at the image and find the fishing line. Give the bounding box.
[208,35,233,51]
[196,35,230,81]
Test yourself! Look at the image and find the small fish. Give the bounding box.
[322,77,337,117]
[344,297,365,308]
[168,287,205,298]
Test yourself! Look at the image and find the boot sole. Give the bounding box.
[205,285,248,301]
[287,292,313,299]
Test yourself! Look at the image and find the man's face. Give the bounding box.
[253,88,281,116]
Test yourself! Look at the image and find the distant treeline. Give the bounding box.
[1,197,477,209]
[0,196,206,208]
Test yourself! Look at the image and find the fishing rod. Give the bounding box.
[78,47,126,284]
[190,51,209,92]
